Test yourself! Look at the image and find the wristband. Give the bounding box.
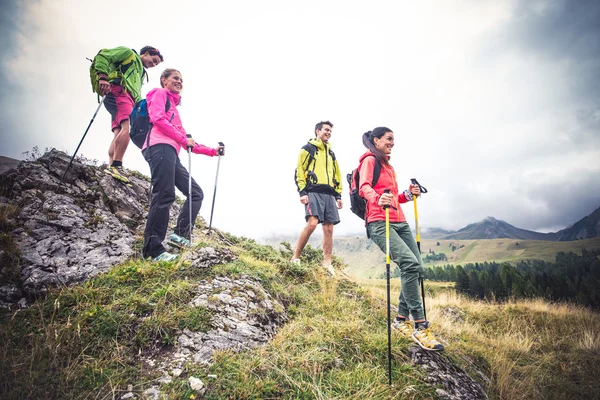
[98,77,109,82]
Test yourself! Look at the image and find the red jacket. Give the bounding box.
[358,151,412,224]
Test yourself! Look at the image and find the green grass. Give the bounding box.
[335,236,600,278]
[2,230,599,399]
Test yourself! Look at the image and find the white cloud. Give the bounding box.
[1,0,599,239]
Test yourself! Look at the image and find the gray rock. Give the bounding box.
[408,346,489,399]
[143,275,288,377]
[0,150,177,301]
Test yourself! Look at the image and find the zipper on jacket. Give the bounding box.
[324,143,330,186]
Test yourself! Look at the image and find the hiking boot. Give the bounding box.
[412,321,445,351]
[322,262,336,277]
[168,232,191,248]
[392,317,414,338]
[152,252,179,262]
[104,165,131,183]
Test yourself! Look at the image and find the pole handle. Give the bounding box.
[186,134,193,151]
[382,189,391,209]
[217,141,225,156]
[410,178,428,194]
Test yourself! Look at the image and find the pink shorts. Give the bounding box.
[104,84,134,131]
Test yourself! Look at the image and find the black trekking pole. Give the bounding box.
[208,142,225,232]
[384,189,393,386]
[187,135,193,240]
[410,178,428,321]
[62,95,106,182]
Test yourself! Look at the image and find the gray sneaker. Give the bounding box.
[168,232,191,248]
[152,252,179,262]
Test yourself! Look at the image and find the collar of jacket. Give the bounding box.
[308,138,331,151]
[166,90,182,106]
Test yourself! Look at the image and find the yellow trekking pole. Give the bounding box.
[383,189,392,386]
[410,178,428,321]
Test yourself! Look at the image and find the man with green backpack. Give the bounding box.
[90,45,163,183]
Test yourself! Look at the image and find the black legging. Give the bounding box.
[142,144,203,258]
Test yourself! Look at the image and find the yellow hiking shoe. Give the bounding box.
[412,321,445,351]
[104,165,131,184]
[392,317,414,338]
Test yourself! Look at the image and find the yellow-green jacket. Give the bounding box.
[89,46,146,102]
[294,138,342,199]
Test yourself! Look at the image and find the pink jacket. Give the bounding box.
[143,88,217,157]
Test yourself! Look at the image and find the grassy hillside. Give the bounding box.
[335,236,600,279]
[1,232,599,399]
[360,278,600,399]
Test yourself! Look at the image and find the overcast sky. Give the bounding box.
[1,0,599,240]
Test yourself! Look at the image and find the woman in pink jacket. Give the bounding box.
[359,127,444,351]
[142,68,224,262]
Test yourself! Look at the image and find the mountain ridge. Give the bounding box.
[423,208,600,241]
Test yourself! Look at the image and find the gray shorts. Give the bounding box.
[305,192,340,225]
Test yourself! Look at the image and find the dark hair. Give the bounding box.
[140,46,164,61]
[314,121,333,136]
[362,127,393,165]
[160,68,181,88]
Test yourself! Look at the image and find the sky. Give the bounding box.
[1,0,599,240]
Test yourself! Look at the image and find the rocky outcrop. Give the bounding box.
[409,347,489,399]
[0,149,169,305]
[144,275,288,390]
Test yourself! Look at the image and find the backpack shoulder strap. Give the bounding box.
[359,154,382,187]
[372,157,382,187]
[301,143,318,171]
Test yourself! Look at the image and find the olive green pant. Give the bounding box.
[368,221,425,320]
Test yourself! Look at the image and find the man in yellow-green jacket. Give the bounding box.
[292,121,343,276]
[90,45,163,183]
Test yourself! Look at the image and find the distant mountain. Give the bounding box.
[420,227,456,239]
[438,206,600,241]
[554,206,600,241]
[439,217,555,241]
[0,156,20,174]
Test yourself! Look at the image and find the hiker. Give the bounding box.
[90,45,163,184]
[292,121,342,276]
[142,68,224,261]
[359,127,444,351]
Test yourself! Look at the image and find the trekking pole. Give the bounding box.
[187,135,193,239]
[208,142,225,232]
[384,189,392,386]
[410,178,428,321]
[61,95,106,182]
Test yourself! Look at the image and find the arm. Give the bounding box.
[294,149,309,197]
[398,183,419,203]
[333,158,343,200]
[148,90,188,147]
[192,143,218,156]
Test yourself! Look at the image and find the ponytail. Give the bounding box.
[362,127,392,165]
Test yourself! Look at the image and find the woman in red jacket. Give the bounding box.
[359,127,444,351]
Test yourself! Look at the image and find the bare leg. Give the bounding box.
[292,216,319,259]
[322,223,333,264]
[108,127,119,165]
[112,119,131,163]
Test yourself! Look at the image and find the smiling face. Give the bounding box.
[161,71,183,94]
[140,52,162,68]
[374,131,394,155]
[316,124,332,143]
